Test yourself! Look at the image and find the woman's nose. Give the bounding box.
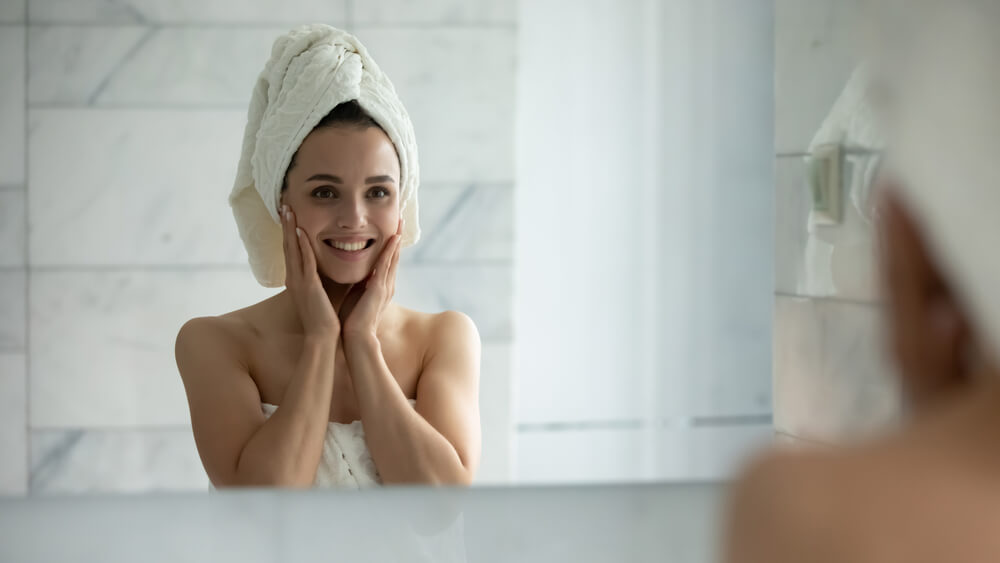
[337,198,367,230]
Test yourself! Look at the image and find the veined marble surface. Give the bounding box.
[28,109,252,267]
[28,26,285,106]
[0,26,25,186]
[27,0,347,24]
[0,0,25,22]
[0,189,26,266]
[27,25,515,183]
[30,427,208,494]
[27,109,512,267]
[0,270,26,350]
[29,269,278,428]
[0,353,27,495]
[773,296,900,442]
[24,342,511,493]
[354,0,516,25]
[775,0,871,154]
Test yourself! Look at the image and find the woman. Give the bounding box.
[723,2,1000,560]
[174,25,481,489]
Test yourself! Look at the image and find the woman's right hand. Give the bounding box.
[282,205,340,338]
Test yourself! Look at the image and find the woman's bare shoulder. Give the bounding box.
[724,444,855,562]
[174,302,269,374]
[392,306,478,343]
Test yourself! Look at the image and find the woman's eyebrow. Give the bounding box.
[305,174,396,184]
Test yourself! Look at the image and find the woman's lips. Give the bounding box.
[324,239,375,263]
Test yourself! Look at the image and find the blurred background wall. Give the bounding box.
[514,0,774,482]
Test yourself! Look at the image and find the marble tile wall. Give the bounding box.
[773,0,901,444]
[0,0,515,494]
[0,17,27,496]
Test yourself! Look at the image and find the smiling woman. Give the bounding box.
[173,24,482,490]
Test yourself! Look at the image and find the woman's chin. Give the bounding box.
[319,266,369,286]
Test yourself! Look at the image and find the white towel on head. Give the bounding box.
[229,24,420,288]
[880,0,1000,362]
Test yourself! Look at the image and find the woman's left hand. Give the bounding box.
[340,222,403,341]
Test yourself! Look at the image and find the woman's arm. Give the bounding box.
[175,318,339,488]
[344,311,482,485]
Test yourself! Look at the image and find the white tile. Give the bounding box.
[775,156,881,303]
[0,353,27,495]
[28,109,251,266]
[30,428,208,494]
[0,189,26,266]
[515,427,646,484]
[475,342,511,485]
[663,292,774,418]
[395,264,511,342]
[28,26,148,105]
[29,270,280,428]
[0,270,26,349]
[775,0,871,153]
[28,0,346,24]
[0,0,26,22]
[29,27,286,106]
[773,296,902,442]
[353,0,515,24]
[0,26,25,185]
[407,184,512,264]
[355,28,515,184]
[653,424,774,481]
[515,424,774,484]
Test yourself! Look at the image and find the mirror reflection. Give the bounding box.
[1,0,778,495]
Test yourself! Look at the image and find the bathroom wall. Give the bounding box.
[514,0,775,482]
[773,0,901,444]
[0,0,515,495]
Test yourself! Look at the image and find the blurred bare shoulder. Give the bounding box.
[722,444,849,563]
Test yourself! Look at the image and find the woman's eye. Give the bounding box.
[369,187,390,199]
[313,188,336,199]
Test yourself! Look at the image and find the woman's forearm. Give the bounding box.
[233,334,338,487]
[345,333,470,485]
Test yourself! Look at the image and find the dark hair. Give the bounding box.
[281,100,384,192]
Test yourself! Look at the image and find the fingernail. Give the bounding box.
[295,227,302,237]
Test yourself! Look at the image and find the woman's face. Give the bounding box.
[281,125,401,285]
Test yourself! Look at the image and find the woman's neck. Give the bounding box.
[273,277,355,335]
[320,277,353,312]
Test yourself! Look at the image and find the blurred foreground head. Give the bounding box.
[873,0,1000,404]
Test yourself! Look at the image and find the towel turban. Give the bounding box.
[229,24,420,287]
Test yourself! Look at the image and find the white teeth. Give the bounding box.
[332,240,367,252]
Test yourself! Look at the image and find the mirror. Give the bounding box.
[1,0,781,495]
